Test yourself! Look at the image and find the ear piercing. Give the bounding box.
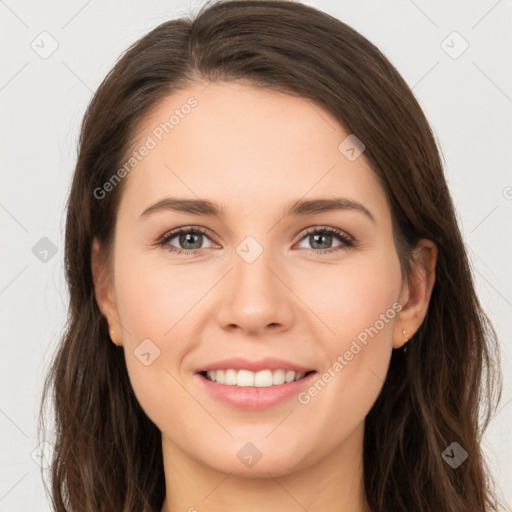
[402,329,408,353]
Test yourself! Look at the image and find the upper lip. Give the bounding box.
[195,357,315,374]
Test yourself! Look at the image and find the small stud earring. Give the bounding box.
[402,329,408,353]
[110,329,117,345]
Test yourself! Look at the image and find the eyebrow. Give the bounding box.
[139,197,376,224]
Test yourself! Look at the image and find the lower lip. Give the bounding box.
[194,371,317,410]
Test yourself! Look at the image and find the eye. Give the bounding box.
[157,226,217,256]
[296,226,354,255]
[156,225,355,257]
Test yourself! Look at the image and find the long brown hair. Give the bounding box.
[38,1,505,510]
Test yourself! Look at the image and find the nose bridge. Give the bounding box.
[232,236,279,305]
[236,246,273,291]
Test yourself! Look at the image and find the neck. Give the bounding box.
[160,422,370,512]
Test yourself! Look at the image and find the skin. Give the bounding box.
[92,80,437,512]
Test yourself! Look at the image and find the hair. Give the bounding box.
[38,0,506,510]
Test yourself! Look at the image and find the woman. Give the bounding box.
[38,1,505,510]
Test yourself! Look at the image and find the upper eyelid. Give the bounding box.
[300,225,352,240]
[160,226,217,243]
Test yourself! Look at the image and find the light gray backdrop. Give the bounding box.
[1,0,511,510]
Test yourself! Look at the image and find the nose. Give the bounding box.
[215,246,295,336]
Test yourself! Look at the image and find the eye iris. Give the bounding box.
[310,232,332,250]
[179,232,203,250]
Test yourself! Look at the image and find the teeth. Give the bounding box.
[272,369,286,385]
[205,369,309,387]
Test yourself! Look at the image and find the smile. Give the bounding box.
[201,368,316,387]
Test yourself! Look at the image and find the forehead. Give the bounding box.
[118,80,391,227]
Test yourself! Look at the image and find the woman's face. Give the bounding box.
[96,80,411,477]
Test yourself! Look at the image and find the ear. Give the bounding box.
[91,238,123,346]
[393,238,437,349]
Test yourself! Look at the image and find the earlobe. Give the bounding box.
[109,328,121,347]
[393,239,438,349]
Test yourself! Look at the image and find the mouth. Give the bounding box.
[198,369,317,387]
[195,368,319,410]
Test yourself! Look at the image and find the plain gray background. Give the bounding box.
[1,0,511,510]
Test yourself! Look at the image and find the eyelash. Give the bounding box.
[156,225,355,256]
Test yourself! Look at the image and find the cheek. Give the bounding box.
[296,250,401,423]
[114,250,210,342]
[303,248,402,349]
[111,252,201,410]
[337,268,400,349]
